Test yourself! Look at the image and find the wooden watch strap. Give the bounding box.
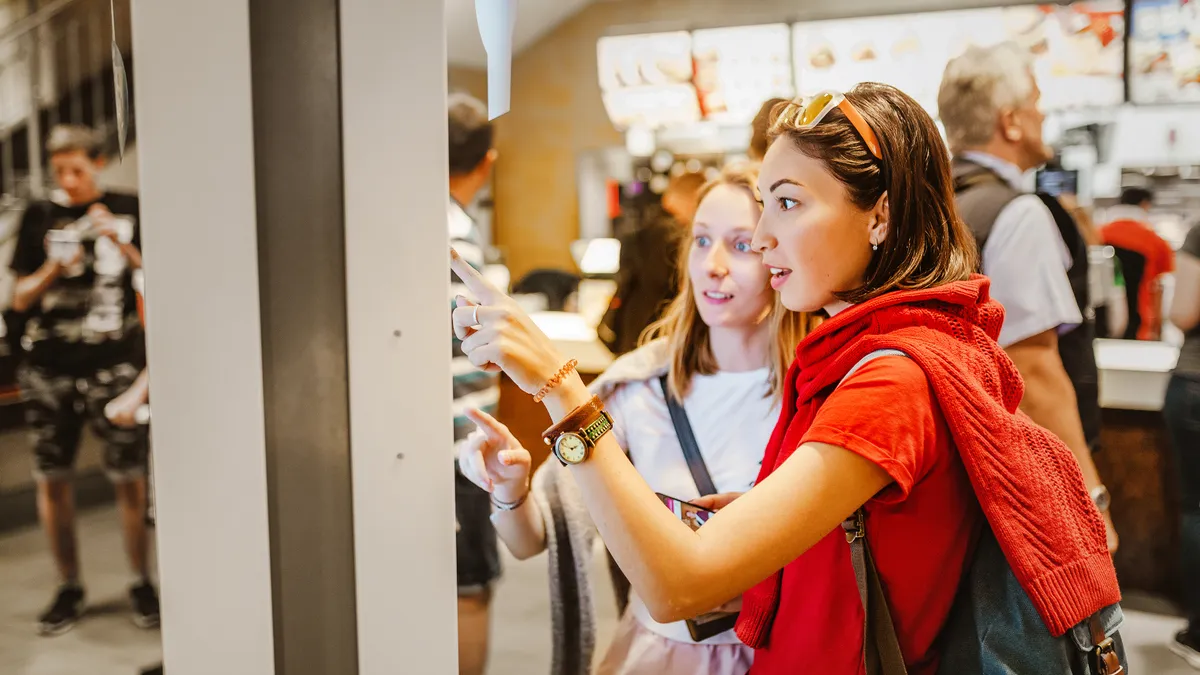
[542,395,605,446]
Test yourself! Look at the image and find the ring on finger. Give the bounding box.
[472,305,480,327]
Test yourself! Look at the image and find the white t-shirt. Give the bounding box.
[961,152,1083,347]
[604,368,780,644]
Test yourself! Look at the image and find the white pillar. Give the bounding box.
[340,1,459,673]
[129,1,276,673]
[131,0,456,672]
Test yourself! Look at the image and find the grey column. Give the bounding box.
[248,0,358,672]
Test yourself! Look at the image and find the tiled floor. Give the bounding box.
[0,506,1194,674]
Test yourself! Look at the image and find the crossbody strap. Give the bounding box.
[658,376,718,497]
[837,350,909,675]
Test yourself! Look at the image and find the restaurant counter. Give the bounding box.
[1092,339,1183,605]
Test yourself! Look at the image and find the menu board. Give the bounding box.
[791,2,1125,116]
[1129,0,1200,104]
[692,24,795,125]
[597,32,701,129]
[1006,2,1126,110]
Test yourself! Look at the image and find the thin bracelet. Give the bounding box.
[533,358,579,403]
[490,482,530,512]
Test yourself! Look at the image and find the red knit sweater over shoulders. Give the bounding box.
[737,275,1120,652]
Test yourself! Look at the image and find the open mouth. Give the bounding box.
[702,290,733,304]
[768,266,792,289]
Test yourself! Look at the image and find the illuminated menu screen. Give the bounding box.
[597,31,700,129]
[692,24,795,125]
[1129,0,1200,104]
[791,2,1124,116]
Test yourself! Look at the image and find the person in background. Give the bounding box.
[938,42,1117,552]
[10,125,157,635]
[600,171,706,356]
[1165,222,1200,669]
[748,98,787,162]
[446,92,502,675]
[1100,187,1175,341]
[460,164,814,675]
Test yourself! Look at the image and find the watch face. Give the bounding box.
[555,433,589,464]
[1092,487,1111,513]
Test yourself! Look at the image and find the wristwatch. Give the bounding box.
[1090,486,1112,514]
[542,395,613,466]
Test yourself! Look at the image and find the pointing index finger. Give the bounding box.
[450,248,498,304]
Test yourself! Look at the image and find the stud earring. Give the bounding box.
[872,243,879,251]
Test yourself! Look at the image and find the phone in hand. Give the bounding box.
[656,493,716,531]
[655,492,739,641]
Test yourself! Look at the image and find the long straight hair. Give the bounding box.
[641,164,819,401]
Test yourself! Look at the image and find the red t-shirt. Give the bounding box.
[749,356,983,675]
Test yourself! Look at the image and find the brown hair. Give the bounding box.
[768,83,977,304]
[46,125,103,160]
[447,93,494,176]
[642,163,819,401]
[749,98,788,161]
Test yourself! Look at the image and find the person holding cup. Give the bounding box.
[452,83,1121,674]
[9,125,156,636]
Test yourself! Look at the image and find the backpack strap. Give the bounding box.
[836,349,909,675]
[659,375,718,496]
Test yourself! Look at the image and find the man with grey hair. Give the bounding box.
[939,43,1117,552]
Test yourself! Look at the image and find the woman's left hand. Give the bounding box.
[450,248,569,395]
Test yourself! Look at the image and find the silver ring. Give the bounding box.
[472,305,480,326]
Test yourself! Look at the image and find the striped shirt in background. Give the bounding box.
[450,199,501,445]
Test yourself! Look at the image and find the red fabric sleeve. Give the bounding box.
[799,356,943,505]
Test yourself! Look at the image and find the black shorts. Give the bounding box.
[19,362,149,481]
[455,464,501,595]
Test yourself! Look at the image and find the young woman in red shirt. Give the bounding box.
[451,83,1120,674]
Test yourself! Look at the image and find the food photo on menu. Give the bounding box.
[1129,0,1200,103]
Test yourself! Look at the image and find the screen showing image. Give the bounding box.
[1037,169,1080,196]
[791,2,1125,116]
[657,494,713,532]
[597,32,701,129]
[692,24,795,125]
[1129,0,1200,103]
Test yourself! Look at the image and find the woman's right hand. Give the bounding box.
[458,408,533,503]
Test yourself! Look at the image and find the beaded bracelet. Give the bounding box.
[533,358,579,403]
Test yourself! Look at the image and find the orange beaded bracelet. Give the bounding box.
[533,359,579,403]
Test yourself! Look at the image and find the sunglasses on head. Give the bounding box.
[785,90,883,161]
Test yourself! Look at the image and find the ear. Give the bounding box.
[868,192,889,246]
[93,156,108,170]
[999,108,1022,143]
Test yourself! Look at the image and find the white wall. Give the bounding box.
[129,1,276,673]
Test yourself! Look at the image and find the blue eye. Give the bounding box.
[695,235,712,247]
[735,240,753,253]
[778,197,799,211]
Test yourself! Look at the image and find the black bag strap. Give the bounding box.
[659,375,718,497]
[836,350,909,675]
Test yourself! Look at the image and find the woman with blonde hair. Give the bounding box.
[458,164,812,675]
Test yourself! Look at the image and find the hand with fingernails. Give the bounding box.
[458,408,532,503]
[450,247,571,396]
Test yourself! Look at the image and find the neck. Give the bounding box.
[70,189,103,207]
[824,300,852,317]
[968,141,1030,173]
[707,323,770,372]
[448,176,482,207]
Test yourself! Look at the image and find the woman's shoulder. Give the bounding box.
[589,339,672,401]
[835,354,934,406]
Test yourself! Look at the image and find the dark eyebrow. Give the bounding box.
[770,178,802,192]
